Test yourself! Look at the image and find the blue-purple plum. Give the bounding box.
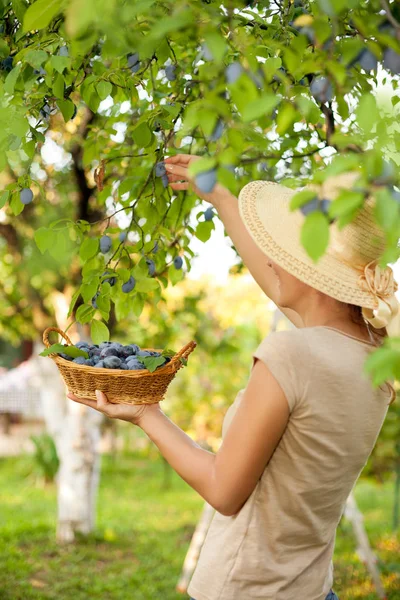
[122,276,136,293]
[146,259,156,276]
[161,173,169,188]
[100,346,119,358]
[383,48,400,75]
[300,197,319,217]
[210,119,224,141]
[92,292,100,309]
[102,271,116,286]
[225,62,243,84]
[119,231,127,242]
[165,65,176,81]
[103,356,122,369]
[100,235,112,253]
[155,161,166,177]
[20,188,33,205]
[204,207,214,221]
[173,256,183,269]
[73,357,86,365]
[58,46,69,57]
[202,43,213,61]
[194,169,217,194]
[60,353,73,361]
[94,361,105,368]
[310,76,333,103]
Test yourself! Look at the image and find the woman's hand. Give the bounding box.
[67,389,161,426]
[164,154,233,207]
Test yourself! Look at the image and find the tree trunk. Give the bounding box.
[33,340,103,543]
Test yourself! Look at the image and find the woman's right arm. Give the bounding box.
[164,154,303,328]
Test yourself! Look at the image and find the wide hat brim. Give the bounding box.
[238,179,383,311]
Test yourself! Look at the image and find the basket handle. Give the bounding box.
[43,327,73,350]
[173,340,197,361]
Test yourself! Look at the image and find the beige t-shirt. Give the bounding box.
[187,326,392,600]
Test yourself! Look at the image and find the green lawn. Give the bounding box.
[0,452,399,599]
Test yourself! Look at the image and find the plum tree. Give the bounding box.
[122,276,136,293]
[100,235,112,253]
[20,188,33,205]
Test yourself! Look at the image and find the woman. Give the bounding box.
[68,156,399,600]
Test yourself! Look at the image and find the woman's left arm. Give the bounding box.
[68,358,290,516]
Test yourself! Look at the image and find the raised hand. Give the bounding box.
[164,154,232,207]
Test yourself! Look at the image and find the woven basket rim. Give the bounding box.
[51,349,181,376]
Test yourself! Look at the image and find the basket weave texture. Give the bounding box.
[42,327,196,405]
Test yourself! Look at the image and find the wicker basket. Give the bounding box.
[42,327,197,405]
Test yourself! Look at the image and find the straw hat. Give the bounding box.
[238,172,399,329]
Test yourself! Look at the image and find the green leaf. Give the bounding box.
[4,64,22,95]
[0,39,10,59]
[300,211,330,262]
[195,221,214,242]
[131,293,144,317]
[329,190,364,218]
[57,99,76,122]
[96,80,112,100]
[80,279,99,303]
[67,287,81,318]
[356,94,380,134]
[91,320,110,344]
[132,122,152,148]
[135,278,159,292]
[136,355,167,373]
[39,343,88,359]
[0,190,9,209]
[79,237,99,261]
[188,157,217,177]
[289,190,317,211]
[76,304,95,324]
[276,103,298,135]
[168,264,184,286]
[34,227,56,254]
[9,192,24,216]
[242,93,279,122]
[50,55,70,74]
[53,73,65,99]
[24,49,48,68]
[203,32,226,64]
[12,0,28,21]
[23,0,64,32]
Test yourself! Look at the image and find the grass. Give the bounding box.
[0,452,399,599]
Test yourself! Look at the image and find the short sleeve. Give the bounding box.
[251,330,311,413]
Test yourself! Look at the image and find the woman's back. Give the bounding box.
[187,327,391,600]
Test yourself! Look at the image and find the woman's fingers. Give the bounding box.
[169,182,190,190]
[164,164,189,179]
[67,392,97,409]
[164,154,197,166]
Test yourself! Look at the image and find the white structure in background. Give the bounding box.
[0,360,42,418]
[0,333,103,544]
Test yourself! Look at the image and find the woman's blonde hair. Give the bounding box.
[348,304,396,405]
